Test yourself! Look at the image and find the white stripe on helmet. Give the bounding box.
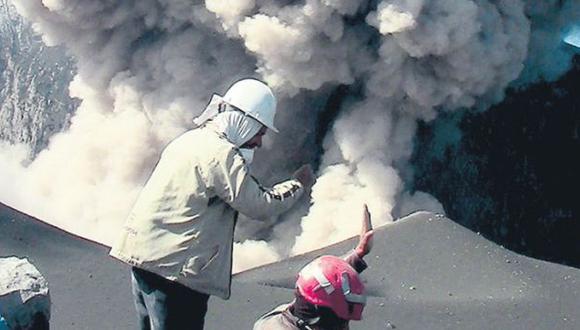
[341,272,367,305]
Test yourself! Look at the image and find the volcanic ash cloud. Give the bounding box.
[4,0,578,269]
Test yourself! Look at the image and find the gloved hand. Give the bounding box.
[292,164,315,189]
[355,204,374,258]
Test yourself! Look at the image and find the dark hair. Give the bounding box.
[291,291,349,329]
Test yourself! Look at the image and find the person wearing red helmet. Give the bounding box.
[254,205,374,330]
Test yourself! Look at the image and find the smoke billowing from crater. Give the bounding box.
[2,0,579,271]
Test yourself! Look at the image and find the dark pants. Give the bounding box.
[131,267,210,330]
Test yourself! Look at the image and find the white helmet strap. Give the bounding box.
[306,268,366,305]
[311,268,335,295]
[341,272,367,305]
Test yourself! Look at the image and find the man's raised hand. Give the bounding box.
[355,204,374,258]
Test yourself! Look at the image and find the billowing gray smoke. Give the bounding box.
[1,0,578,271]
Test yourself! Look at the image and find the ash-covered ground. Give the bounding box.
[1,203,579,329]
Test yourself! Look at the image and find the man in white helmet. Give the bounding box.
[110,78,315,330]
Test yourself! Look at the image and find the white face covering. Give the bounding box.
[238,148,255,164]
[194,99,263,164]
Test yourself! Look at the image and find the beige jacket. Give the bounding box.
[110,126,303,299]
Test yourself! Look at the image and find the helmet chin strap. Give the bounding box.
[296,317,317,330]
[341,273,367,305]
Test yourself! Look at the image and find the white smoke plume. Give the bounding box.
[2,0,578,271]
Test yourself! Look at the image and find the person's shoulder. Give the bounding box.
[253,304,295,330]
[200,126,235,147]
[186,127,241,163]
[178,127,233,150]
[184,126,217,141]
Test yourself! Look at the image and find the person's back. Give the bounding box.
[112,124,305,298]
[110,78,316,329]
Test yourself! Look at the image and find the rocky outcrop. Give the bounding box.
[0,257,50,330]
[0,0,76,157]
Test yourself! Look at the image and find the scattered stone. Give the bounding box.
[0,257,50,330]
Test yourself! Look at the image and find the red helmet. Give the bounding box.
[296,255,367,321]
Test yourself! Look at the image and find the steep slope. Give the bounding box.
[2,203,578,329]
[235,212,579,329]
[0,203,135,330]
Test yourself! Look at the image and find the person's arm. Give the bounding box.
[342,204,374,273]
[212,147,313,220]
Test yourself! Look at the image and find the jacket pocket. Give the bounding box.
[180,245,220,276]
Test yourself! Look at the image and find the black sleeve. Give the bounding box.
[341,250,368,273]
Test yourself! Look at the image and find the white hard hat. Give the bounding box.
[222,79,279,133]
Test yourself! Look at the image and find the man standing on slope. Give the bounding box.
[110,78,315,330]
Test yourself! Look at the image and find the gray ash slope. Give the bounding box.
[235,212,580,330]
[1,203,578,329]
[0,203,135,330]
